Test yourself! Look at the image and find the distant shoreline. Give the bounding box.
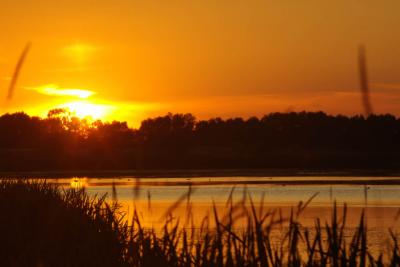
[2,112,400,172]
[1,168,400,179]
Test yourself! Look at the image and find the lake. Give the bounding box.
[46,176,400,252]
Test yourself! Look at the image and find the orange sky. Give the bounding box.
[1,0,399,127]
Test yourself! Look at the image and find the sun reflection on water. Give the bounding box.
[70,177,88,189]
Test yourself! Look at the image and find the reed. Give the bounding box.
[0,179,129,267]
[0,179,399,266]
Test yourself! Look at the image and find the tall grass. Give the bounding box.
[0,179,129,267]
[0,179,399,266]
[6,42,31,101]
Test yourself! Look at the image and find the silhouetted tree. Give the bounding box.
[0,111,399,171]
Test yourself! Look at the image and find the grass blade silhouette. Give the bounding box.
[358,45,373,116]
[6,42,31,101]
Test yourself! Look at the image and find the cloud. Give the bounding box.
[29,84,96,99]
[371,82,400,91]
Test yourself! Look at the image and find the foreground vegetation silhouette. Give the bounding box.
[0,180,126,266]
[0,109,399,171]
[1,180,399,266]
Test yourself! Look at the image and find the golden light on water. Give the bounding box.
[70,177,88,189]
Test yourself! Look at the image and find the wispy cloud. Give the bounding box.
[28,84,96,99]
[371,82,400,91]
[40,66,97,73]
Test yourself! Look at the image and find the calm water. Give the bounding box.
[50,177,399,222]
[48,176,400,250]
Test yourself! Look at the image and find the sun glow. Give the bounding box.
[63,43,98,63]
[59,101,113,120]
[21,82,163,126]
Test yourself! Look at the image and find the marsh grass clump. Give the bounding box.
[0,180,399,267]
[0,179,129,267]
[126,192,400,267]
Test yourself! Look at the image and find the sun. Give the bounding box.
[59,101,113,120]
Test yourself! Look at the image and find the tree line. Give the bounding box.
[0,109,399,171]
